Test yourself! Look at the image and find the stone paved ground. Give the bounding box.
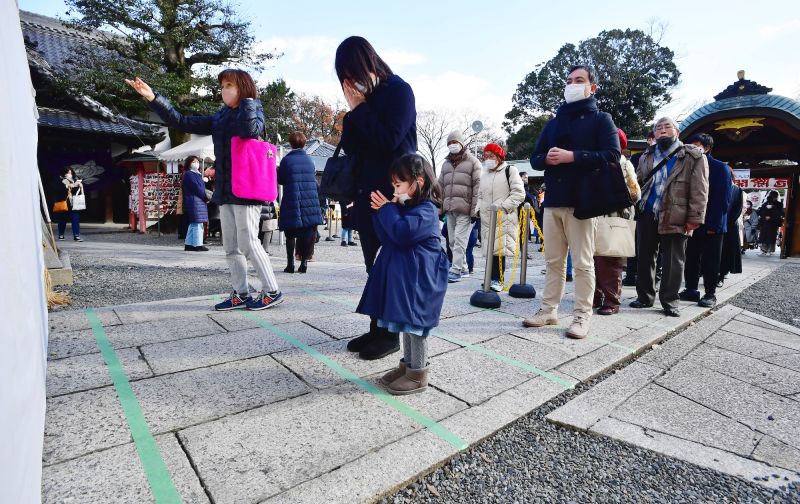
[549,305,800,488]
[43,236,787,503]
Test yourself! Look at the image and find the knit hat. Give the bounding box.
[617,128,628,151]
[483,143,505,160]
[447,130,465,146]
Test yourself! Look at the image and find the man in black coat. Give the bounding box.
[680,133,732,308]
[523,65,620,339]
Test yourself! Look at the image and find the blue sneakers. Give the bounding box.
[447,272,462,283]
[246,291,284,311]
[214,292,252,311]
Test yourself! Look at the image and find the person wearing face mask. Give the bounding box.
[357,154,449,395]
[438,130,482,282]
[679,133,732,308]
[743,200,759,251]
[757,190,784,255]
[477,143,525,292]
[524,65,620,339]
[335,36,418,360]
[623,129,657,287]
[181,155,210,252]
[629,117,709,317]
[126,70,284,311]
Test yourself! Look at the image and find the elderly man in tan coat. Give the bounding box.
[630,117,709,317]
[439,130,482,283]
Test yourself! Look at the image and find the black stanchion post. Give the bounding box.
[510,203,537,298]
[470,204,502,308]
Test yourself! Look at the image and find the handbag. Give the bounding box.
[230,136,278,201]
[320,144,357,202]
[71,187,86,211]
[53,200,69,213]
[573,161,635,220]
[595,216,636,257]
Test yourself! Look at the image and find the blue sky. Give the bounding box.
[20,0,800,135]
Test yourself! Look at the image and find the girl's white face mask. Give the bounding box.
[394,192,411,204]
[483,159,497,171]
[190,162,200,170]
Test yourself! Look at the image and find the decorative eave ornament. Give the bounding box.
[714,70,773,101]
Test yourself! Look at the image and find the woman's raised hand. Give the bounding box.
[125,77,155,102]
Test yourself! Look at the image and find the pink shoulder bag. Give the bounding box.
[230,137,278,201]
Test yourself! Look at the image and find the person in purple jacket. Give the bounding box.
[181,155,210,252]
[357,154,449,395]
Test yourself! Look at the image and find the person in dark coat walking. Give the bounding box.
[182,155,210,251]
[127,70,283,311]
[336,36,417,360]
[680,134,732,307]
[278,132,324,273]
[758,190,783,255]
[357,154,448,395]
[718,179,744,286]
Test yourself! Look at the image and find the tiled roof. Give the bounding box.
[280,138,338,157]
[37,107,162,139]
[21,11,164,143]
[20,10,112,72]
[680,94,800,133]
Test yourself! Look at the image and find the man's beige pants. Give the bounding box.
[542,207,597,317]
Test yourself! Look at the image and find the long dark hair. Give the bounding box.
[389,154,441,207]
[335,36,393,96]
[61,166,76,178]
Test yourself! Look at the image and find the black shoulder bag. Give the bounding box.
[320,143,357,202]
[573,160,635,220]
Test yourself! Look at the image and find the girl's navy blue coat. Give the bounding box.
[277,149,324,230]
[356,201,449,329]
[182,170,208,223]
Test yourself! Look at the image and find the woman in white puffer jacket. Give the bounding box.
[477,143,525,291]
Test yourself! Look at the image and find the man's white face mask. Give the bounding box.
[447,143,462,154]
[564,83,588,104]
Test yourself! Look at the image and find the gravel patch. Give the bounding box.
[52,254,230,310]
[381,271,800,503]
[729,262,800,328]
[381,375,799,504]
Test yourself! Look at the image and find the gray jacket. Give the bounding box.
[438,152,481,216]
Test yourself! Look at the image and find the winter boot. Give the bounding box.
[388,366,429,395]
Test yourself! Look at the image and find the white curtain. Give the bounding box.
[0,3,48,503]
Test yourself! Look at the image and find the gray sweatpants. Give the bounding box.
[220,204,279,295]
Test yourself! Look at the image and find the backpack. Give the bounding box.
[504,166,533,216]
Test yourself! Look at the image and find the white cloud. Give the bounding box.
[758,19,800,38]
[257,35,339,69]
[406,71,512,128]
[382,49,427,67]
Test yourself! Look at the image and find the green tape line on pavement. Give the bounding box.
[85,309,181,504]
[300,289,575,389]
[238,310,468,451]
[430,331,575,389]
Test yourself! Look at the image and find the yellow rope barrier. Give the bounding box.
[496,207,527,292]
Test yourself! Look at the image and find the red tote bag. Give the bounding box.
[230,137,278,201]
